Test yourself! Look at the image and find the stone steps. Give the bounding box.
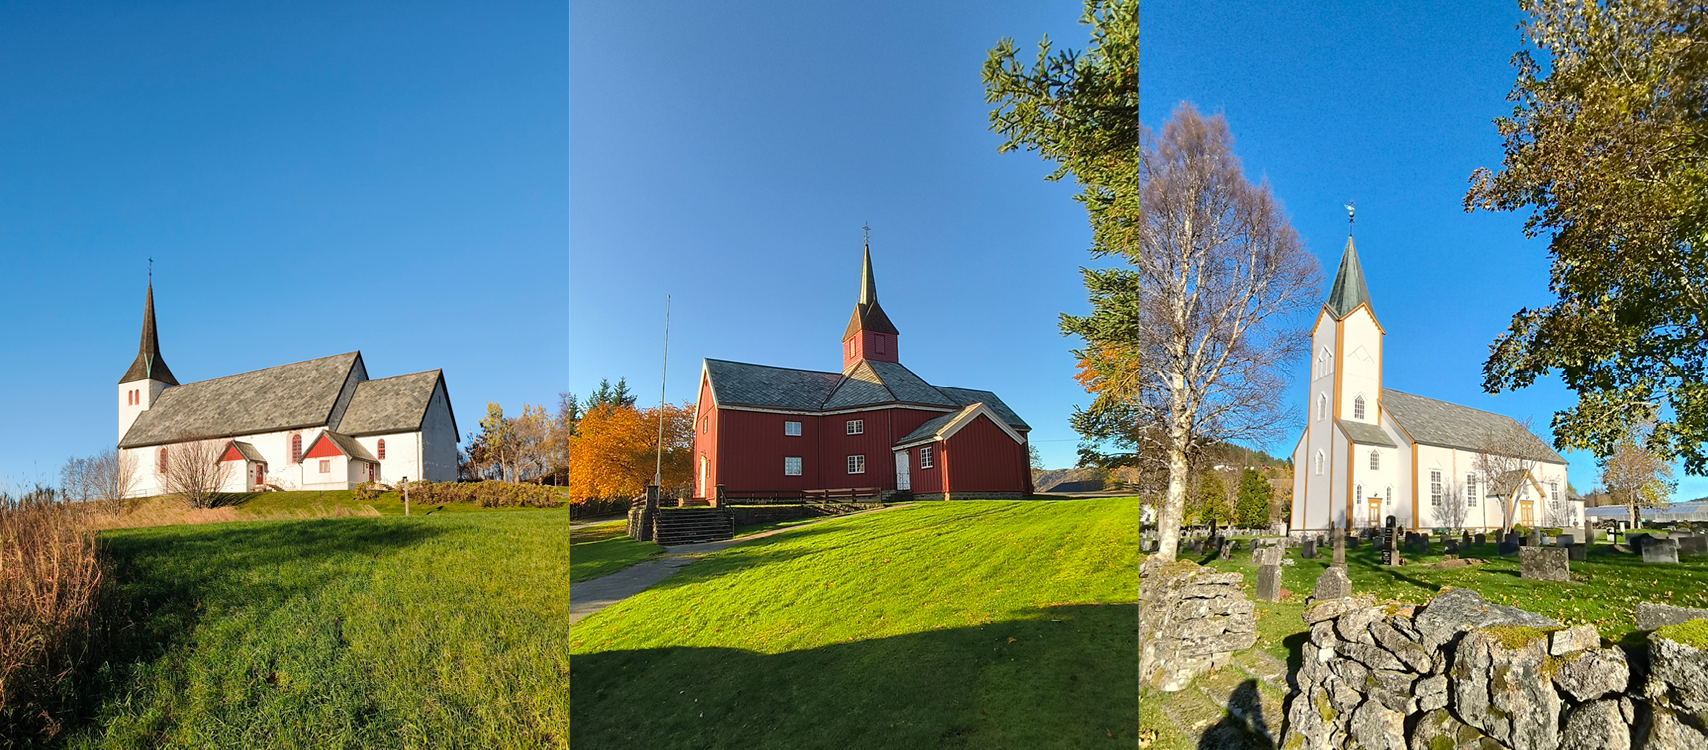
[653,508,734,545]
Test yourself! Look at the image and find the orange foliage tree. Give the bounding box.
[568,402,694,501]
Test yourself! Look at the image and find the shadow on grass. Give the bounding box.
[1197,679,1274,750]
[570,603,1137,750]
[66,518,448,737]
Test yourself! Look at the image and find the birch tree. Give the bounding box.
[1473,419,1548,534]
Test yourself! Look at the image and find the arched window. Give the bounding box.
[1356,484,1363,502]
[291,434,302,464]
[1385,486,1392,506]
[1317,395,1328,421]
[1353,395,1366,420]
[158,447,168,473]
[1370,450,1380,470]
[1314,451,1325,475]
[377,439,386,460]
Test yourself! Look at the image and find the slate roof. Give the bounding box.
[897,406,973,445]
[1325,236,1373,320]
[1382,389,1566,463]
[119,352,362,448]
[120,282,178,385]
[323,431,378,462]
[338,371,445,436]
[843,243,899,337]
[703,358,1029,431]
[1337,419,1397,448]
[225,441,266,463]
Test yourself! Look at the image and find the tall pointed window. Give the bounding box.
[1317,395,1328,421]
[158,447,168,473]
[1467,474,1478,507]
[1370,450,1380,470]
[1353,395,1365,420]
[1430,469,1443,507]
[1314,451,1324,475]
[291,434,303,464]
[377,439,386,460]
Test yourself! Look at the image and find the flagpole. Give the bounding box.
[655,295,670,488]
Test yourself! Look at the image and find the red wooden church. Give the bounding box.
[692,243,1033,500]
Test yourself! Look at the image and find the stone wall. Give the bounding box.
[1137,559,1256,692]
[1280,588,1708,749]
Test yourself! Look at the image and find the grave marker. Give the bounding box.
[1520,547,1570,583]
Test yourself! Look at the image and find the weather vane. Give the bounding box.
[148,257,153,281]
[1345,202,1355,235]
[862,222,870,244]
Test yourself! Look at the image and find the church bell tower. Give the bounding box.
[841,240,900,370]
[118,280,178,442]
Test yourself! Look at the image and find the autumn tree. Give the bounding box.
[1473,419,1552,534]
[1470,0,1708,473]
[568,402,693,501]
[1599,421,1676,528]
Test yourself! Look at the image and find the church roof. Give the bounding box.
[119,352,363,448]
[702,358,1028,430]
[120,282,178,385]
[1337,419,1397,448]
[842,243,900,338]
[305,431,378,462]
[895,401,1027,447]
[1324,236,1373,320]
[338,370,452,437]
[1381,388,1566,463]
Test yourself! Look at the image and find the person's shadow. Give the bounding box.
[1198,679,1272,749]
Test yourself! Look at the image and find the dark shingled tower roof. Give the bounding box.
[120,282,178,386]
[843,242,899,338]
[1324,236,1373,320]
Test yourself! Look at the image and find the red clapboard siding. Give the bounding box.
[218,443,246,462]
[713,408,823,494]
[943,414,1028,493]
[302,435,343,459]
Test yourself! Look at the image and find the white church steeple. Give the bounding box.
[118,280,177,442]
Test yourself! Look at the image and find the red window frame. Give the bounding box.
[377,439,386,460]
[291,434,302,464]
[158,447,168,473]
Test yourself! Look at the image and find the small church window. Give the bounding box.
[1317,395,1328,421]
[1430,470,1443,507]
[847,419,864,436]
[1370,451,1380,470]
[876,335,885,355]
[1356,485,1363,502]
[847,455,865,474]
[1353,395,1365,420]
[784,421,802,436]
[1467,474,1478,507]
[291,434,302,464]
[1314,451,1324,475]
[784,457,802,476]
[1549,481,1558,500]
[377,439,386,460]
[158,447,168,473]
[920,445,933,468]
[319,460,331,474]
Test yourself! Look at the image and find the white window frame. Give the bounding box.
[847,455,866,474]
[1549,481,1558,501]
[1356,484,1363,502]
[784,457,802,476]
[1466,474,1478,507]
[1370,450,1380,470]
[919,445,933,469]
[784,420,802,436]
[1353,395,1365,420]
[1314,451,1324,475]
[1317,395,1328,422]
[846,419,864,435]
[1430,469,1443,507]
[319,459,331,474]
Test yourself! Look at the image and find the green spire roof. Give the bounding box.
[120,282,178,385]
[844,241,899,338]
[1325,235,1372,319]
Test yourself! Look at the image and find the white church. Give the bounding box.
[1289,235,1582,534]
[116,282,460,495]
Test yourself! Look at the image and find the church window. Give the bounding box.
[319,460,331,474]
[1314,451,1324,475]
[1385,486,1392,506]
[1356,485,1363,502]
[876,335,885,355]
[1467,474,1478,507]
[291,434,302,464]
[920,445,933,468]
[1370,451,1380,470]
[784,421,802,436]
[784,457,802,476]
[158,447,167,473]
[846,455,865,474]
[1430,470,1443,507]
[847,419,864,435]
[1549,481,1558,500]
[377,439,386,460]
[1353,395,1365,420]
[1317,395,1328,421]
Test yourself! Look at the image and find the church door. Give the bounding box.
[1368,497,1380,526]
[894,451,910,491]
[698,456,707,498]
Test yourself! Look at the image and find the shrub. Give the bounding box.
[0,489,105,741]
[570,497,631,520]
[1540,527,1565,536]
[394,480,565,509]
[352,482,385,502]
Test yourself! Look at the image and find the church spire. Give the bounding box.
[120,281,178,385]
[858,238,878,306]
[842,233,900,368]
[1324,235,1373,320]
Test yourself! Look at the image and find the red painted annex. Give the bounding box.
[692,243,1032,500]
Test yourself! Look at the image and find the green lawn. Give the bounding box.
[570,499,1139,750]
[65,510,568,749]
[228,490,547,518]
[571,521,663,582]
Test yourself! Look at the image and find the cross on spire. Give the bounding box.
[1345,202,1355,236]
[862,222,870,245]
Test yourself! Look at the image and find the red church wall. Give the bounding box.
[818,408,899,489]
[711,408,824,494]
[908,441,944,494]
[693,376,720,497]
[842,330,899,368]
[942,414,1028,494]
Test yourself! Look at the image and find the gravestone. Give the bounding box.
[1462,531,1473,548]
[1301,538,1317,559]
[1677,536,1708,557]
[1530,529,1543,548]
[1520,547,1571,582]
[1544,536,1557,546]
[1347,535,1359,550]
[1499,533,1521,556]
[1219,540,1234,561]
[1643,538,1680,564]
[1256,563,1282,602]
[1444,539,1459,554]
[1312,565,1351,600]
[1558,534,1574,547]
[1410,536,1430,556]
[1568,544,1587,561]
[1332,529,1346,567]
[1381,528,1399,566]
[1475,533,1487,546]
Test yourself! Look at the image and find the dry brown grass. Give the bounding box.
[0,496,104,742]
[78,496,381,532]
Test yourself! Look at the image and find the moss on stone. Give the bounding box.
[1655,618,1708,650]
[1429,735,1454,750]
[1315,690,1336,724]
[1481,624,1558,650]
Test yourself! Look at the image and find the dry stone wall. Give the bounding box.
[1137,558,1257,692]
[1280,589,1708,750]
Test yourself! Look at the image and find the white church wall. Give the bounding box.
[300,453,350,492]
[1349,443,1399,529]
[116,379,171,443]
[1337,311,1382,425]
[355,433,421,484]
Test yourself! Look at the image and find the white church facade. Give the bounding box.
[116,282,459,495]
[1289,236,1582,534]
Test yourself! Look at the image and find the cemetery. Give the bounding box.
[1138,522,1708,748]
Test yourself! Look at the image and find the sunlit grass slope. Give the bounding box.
[570,499,1139,750]
[67,510,568,749]
[571,521,662,582]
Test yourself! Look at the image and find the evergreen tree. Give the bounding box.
[1235,469,1272,529]
[587,378,637,409]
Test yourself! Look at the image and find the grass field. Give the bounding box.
[63,510,568,749]
[571,521,663,582]
[570,499,1139,750]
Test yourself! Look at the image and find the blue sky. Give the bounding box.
[571,0,1705,501]
[0,2,567,487]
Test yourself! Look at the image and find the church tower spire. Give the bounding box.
[841,236,900,369]
[121,281,178,386]
[1324,235,1373,320]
